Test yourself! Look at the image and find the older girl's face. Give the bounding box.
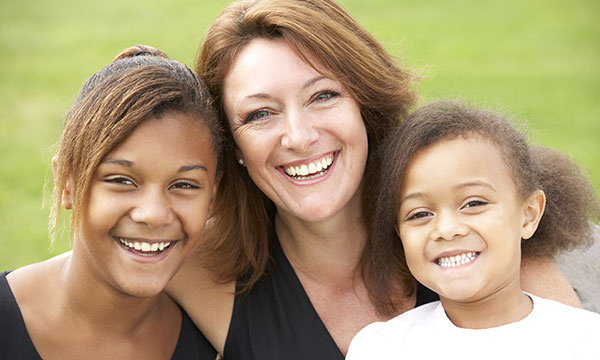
[222,38,368,222]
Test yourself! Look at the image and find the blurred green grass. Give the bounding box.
[1,0,598,270]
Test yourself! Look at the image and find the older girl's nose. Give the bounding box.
[130,188,175,229]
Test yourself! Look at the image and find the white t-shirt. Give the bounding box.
[347,294,600,359]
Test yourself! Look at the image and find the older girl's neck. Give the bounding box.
[59,251,175,334]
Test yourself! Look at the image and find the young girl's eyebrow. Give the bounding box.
[455,181,497,192]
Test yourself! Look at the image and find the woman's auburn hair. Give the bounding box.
[196,0,417,304]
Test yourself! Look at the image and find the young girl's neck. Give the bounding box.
[440,284,533,329]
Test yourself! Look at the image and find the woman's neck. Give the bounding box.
[274,194,367,285]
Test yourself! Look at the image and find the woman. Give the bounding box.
[167,0,581,358]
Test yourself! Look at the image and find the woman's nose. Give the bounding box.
[280,107,319,152]
[129,188,175,229]
[431,210,468,241]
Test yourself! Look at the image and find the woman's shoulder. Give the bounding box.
[166,251,235,355]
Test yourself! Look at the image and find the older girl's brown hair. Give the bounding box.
[51,45,221,242]
[365,100,600,315]
[196,0,417,293]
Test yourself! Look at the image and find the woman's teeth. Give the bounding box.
[437,252,479,268]
[284,155,334,179]
[118,238,172,254]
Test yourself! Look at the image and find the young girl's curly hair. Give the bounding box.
[362,100,600,316]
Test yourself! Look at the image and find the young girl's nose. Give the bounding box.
[130,189,175,229]
[280,108,319,152]
[431,210,468,241]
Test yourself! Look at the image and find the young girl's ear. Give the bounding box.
[521,189,546,240]
[52,155,73,210]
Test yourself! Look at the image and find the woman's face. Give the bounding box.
[222,38,368,222]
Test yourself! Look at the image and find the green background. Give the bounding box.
[1,0,599,270]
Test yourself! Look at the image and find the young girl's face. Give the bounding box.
[75,112,218,297]
[397,136,535,303]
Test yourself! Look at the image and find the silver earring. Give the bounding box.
[238,158,245,165]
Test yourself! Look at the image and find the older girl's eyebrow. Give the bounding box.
[101,158,133,167]
[101,159,207,173]
[178,165,208,173]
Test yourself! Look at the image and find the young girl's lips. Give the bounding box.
[435,251,480,268]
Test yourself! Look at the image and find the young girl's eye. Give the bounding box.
[407,211,432,221]
[313,90,339,103]
[169,181,199,190]
[244,110,270,124]
[104,177,135,186]
[463,200,488,209]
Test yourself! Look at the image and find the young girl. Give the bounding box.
[347,100,600,359]
[1,45,221,359]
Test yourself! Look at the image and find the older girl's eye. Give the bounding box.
[244,109,270,124]
[313,90,339,103]
[169,181,199,190]
[104,176,135,186]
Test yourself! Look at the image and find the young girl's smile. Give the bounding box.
[397,135,535,304]
[76,112,218,297]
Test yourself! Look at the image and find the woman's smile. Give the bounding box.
[223,38,368,222]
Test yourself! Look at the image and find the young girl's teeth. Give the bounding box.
[437,252,478,268]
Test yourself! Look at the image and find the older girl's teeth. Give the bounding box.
[285,154,335,178]
[118,238,172,254]
[437,252,479,268]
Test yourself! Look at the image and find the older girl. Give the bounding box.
[1,45,220,359]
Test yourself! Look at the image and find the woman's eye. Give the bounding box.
[463,200,488,209]
[407,211,431,221]
[104,177,134,186]
[244,110,270,123]
[313,90,339,103]
[169,181,199,190]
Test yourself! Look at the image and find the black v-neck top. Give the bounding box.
[224,234,439,359]
[0,271,218,360]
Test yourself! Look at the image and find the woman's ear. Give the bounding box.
[52,156,73,210]
[235,147,245,166]
[521,189,546,240]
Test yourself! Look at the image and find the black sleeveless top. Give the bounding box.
[0,271,218,360]
[224,235,438,359]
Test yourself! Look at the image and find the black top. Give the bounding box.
[224,235,439,360]
[0,271,217,360]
